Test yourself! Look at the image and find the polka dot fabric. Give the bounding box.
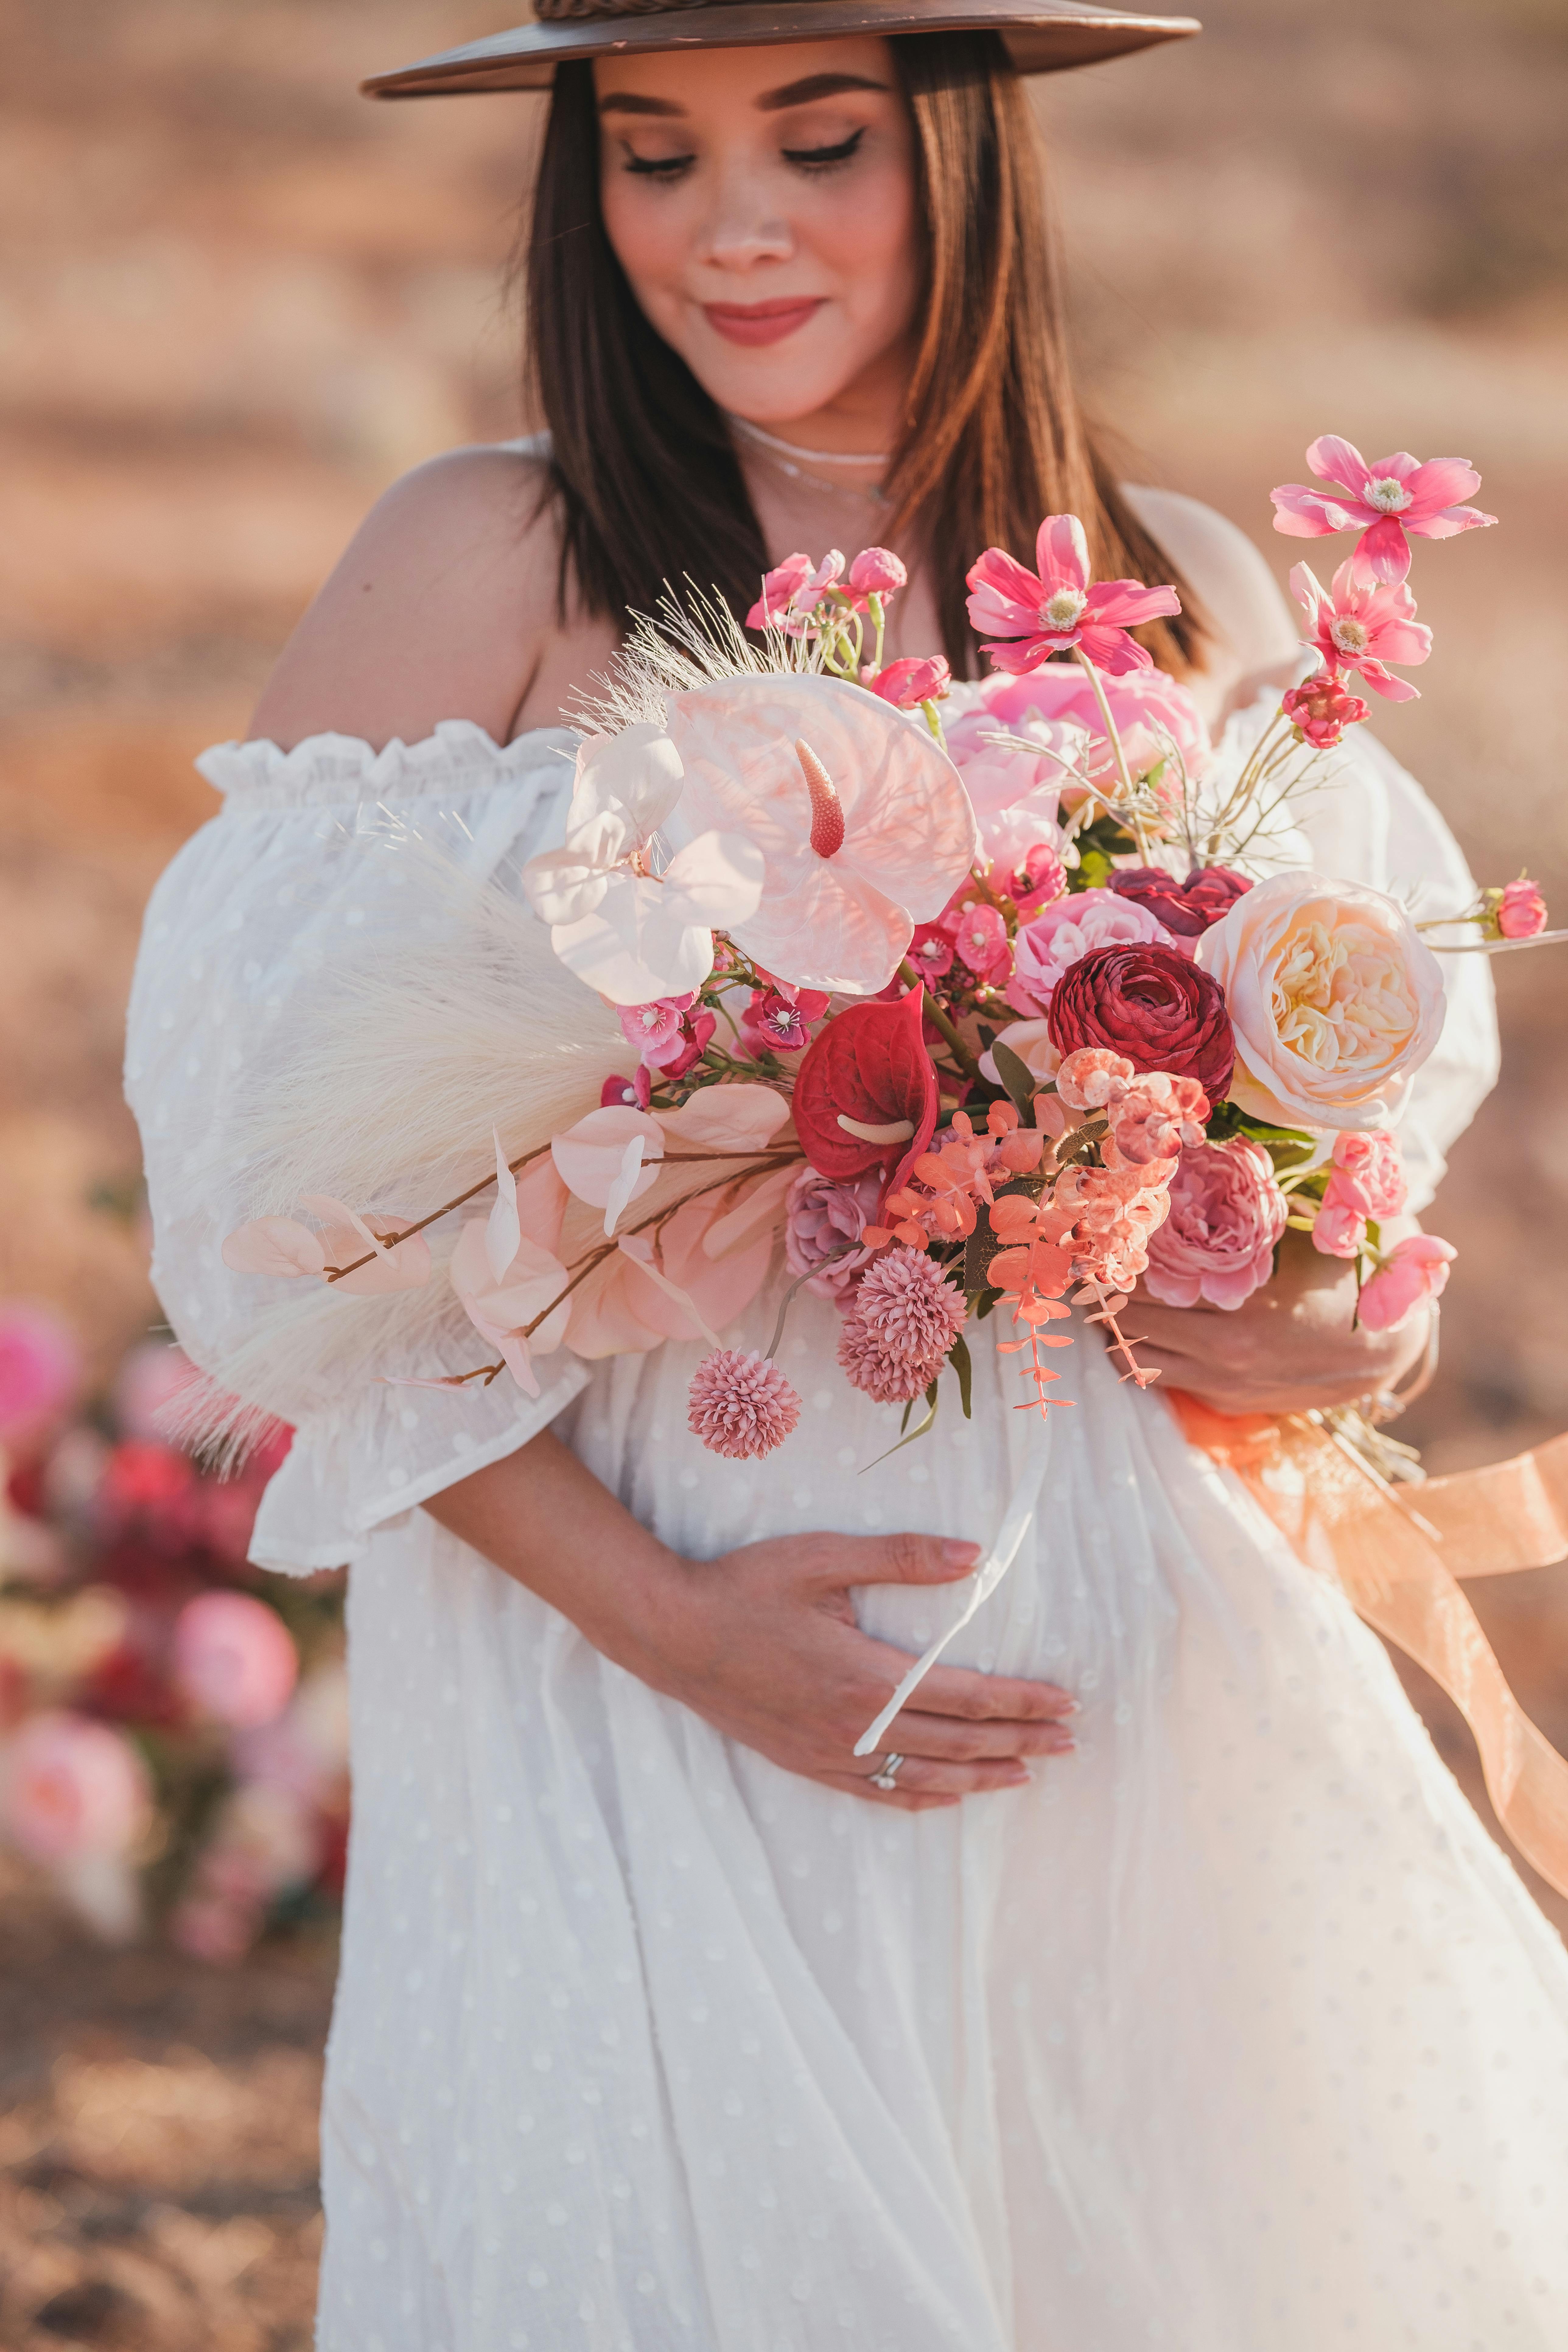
[127,718,1567,2348]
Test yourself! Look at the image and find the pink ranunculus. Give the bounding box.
[745,551,817,631]
[1197,869,1446,1130]
[2,1710,151,1863]
[865,655,950,708]
[1357,1234,1455,1333]
[173,1591,299,1730]
[1280,665,1371,750]
[965,513,1182,678]
[1290,560,1432,703]
[1329,1128,1407,1218]
[953,663,1212,786]
[784,1168,885,1303]
[0,1306,83,1445]
[1270,436,1496,586]
[666,672,979,997]
[1143,1137,1288,1311]
[1497,877,1548,939]
[847,547,908,599]
[1311,1180,1367,1259]
[1107,864,1252,938]
[1008,886,1175,1016]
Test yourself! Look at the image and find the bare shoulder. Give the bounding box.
[249,444,619,753]
[1123,484,1300,711]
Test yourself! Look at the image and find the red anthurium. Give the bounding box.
[792,984,939,1189]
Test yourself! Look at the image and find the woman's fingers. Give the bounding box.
[851,1638,1076,1724]
[817,1752,1046,1804]
[887,1707,1076,1763]
[823,1531,982,1589]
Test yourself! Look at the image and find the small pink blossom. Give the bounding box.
[653,1007,716,1081]
[2,1711,151,1863]
[1330,1128,1407,1218]
[173,1591,299,1730]
[617,994,697,1069]
[737,987,829,1057]
[746,551,818,630]
[1108,1072,1210,1165]
[0,1306,82,1445]
[1271,436,1496,586]
[965,513,1182,678]
[601,1073,643,1108]
[847,547,907,599]
[1290,560,1433,703]
[1280,665,1371,750]
[904,922,955,982]
[687,1349,801,1459]
[1496,877,1548,939]
[1357,1234,1455,1332]
[948,900,1011,982]
[865,654,950,708]
[1143,1138,1288,1310]
[1311,1182,1368,1259]
[1008,886,1175,1016]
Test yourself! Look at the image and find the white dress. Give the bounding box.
[126,714,1568,2352]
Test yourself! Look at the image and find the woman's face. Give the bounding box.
[595,38,921,440]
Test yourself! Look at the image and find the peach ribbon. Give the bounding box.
[1167,1390,1568,1901]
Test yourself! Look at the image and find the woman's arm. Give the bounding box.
[425,1430,1077,1810]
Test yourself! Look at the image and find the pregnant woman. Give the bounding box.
[127,3,1568,2344]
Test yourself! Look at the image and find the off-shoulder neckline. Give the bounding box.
[195,719,578,809]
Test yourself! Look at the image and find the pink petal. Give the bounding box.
[327,1221,433,1296]
[1367,615,1433,667]
[658,1083,790,1153]
[615,1233,723,1349]
[602,1136,647,1238]
[551,1105,665,1207]
[965,547,1046,636]
[1034,513,1090,596]
[1306,434,1374,498]
[1405,504,1497,542]
[220,1217,326,1280]
[1270,485,1356,538]
[1083,580,1182,629]
[1075,625,1156,676]
[660,830,765,928]
[486,1129,521,1283]
[1351,514,1413,585]
[1355,660,1420,702]
[1400,455,1482,514]
[982,635,1062,674]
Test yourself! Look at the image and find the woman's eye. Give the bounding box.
[781,128,866,173]
[623,151,695,180]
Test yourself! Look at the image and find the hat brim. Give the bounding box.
[361,0,1200,98]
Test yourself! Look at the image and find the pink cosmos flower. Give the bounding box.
[1270,436,1496,586]
[865,655,951,708]
[172,1591,299,1730]
[2,1711,151,1863]
[0,1305,82,1445]
[665,673,979,996]
[1007,885,1175,1017]
[1357,1234,1455,1333]
[784,1168,884,1302]
[965,513,1182,678]
[1143,1137,1288,1311]
[1280,665,1371,749]
[1290,561,1432,703]
[1497,877,1548,939]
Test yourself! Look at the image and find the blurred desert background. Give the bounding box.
[2,0,1566,2342]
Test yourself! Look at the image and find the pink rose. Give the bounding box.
[0,1306,82,1445]
[1197,870,1446,1130]
[1497,877,1548,940]
[1143,1138,1288,1310]
[847,546,908,599]
[784,1169,884,1302]
[1008,886,1174,1016]
[2,1711,150,1863]
[1329,1128,1406,1218]
[978,1018,1058,1091]
[1281,666,1370,750]
[172,1591,299,1730]
[1357,1234,1455,1333]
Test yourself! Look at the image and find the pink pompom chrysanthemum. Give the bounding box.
[836,1318,947,1407]
[848,1248,968,1362]
[687,1349,802,1460]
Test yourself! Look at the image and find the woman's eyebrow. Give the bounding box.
[597,92,687,117]
[757,73,889,110]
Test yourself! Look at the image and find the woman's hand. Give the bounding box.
[1123,1226,1430,1415]
[425,1430,1076,1812]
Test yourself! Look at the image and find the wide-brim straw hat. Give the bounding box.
[362,0,1201,100]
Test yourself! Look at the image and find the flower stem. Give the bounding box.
[1072,647,1152,863]
[896,960,982,1083]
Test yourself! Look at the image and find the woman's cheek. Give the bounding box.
[600,184,684,330]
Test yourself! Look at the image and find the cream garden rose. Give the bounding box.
[1197,870,1445,1130]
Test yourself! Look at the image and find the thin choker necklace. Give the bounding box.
[727,411,890,499]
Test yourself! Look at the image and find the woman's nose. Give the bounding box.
[700,164,794,274]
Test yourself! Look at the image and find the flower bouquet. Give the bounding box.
[205,431,1566,1751]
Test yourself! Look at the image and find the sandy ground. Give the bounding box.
[3,0,1566,2340]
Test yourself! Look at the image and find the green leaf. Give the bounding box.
[949,1331,973,1419]
[862,1382,941,1472]
[991,1041,1038,1117]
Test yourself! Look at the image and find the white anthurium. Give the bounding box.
[548,829,764,1006]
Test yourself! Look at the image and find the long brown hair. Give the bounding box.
[525,30,1203,677]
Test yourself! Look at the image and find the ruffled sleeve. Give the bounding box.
[125,724,593,1575]
[1283,721,1499,1212]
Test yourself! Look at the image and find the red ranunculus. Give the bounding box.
[1107,865,1252,938]
[1046,942,1235,1103]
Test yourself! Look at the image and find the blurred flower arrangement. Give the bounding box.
[0,1304,344,1958]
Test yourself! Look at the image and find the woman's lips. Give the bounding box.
[702,298,825,348]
